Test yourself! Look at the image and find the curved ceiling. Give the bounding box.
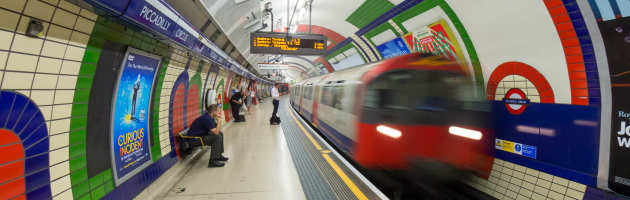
[192,0,404,79]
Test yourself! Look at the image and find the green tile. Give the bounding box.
[103,169,113,181]
[73,89,91,104]
[70,117,87,130]
[69,142,86,158]
[89,173,104,189]
[76,77,94,89]
[103,180,115,194]
[346,0,394,28]
[69,130,86,145]
[70,168,88,184]
[71,103,89,116]
[91,185,105,200]
[70,157,87,171]
[83,47,102,63]
[72,180,90,199]
[79,63,97,75]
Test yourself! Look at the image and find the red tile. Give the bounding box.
[0,160,24,184]
[0,130,20,146]
[566,54,584,64]
[548,5,567,16]
[552,13,571,23]
[561,37,580,47]
[571,88,589,97]
[0,178,25,200]
[0,144,24,165]
[572,97,589,105]
[559,30,578,40]
[569,71,587,80]
[570,80,588,89]
[555,22,575,32]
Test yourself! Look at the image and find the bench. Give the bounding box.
[176,128,205,158]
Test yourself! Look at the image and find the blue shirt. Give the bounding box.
[188,113,217,136]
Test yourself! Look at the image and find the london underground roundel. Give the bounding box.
[503,88,530,115]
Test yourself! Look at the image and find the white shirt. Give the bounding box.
[272,87,279,100]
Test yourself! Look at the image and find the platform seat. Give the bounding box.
[176,128,205,158]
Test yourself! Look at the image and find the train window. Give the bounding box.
[364,70,466,111]
[321,85,345,111]
[304,86,313,100]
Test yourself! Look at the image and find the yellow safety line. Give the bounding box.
[322,154,369,200]
[288,105,368,200]
[288,109,322,150]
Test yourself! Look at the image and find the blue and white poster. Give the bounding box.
[376,37,411,59]
[110,48,160,185]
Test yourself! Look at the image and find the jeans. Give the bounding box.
[202,132,224,160]
[272,99,279,118]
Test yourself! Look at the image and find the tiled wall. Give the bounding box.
[0,0,95,199]
[465,159,587,200]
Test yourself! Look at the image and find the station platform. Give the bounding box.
[135,97,387,200]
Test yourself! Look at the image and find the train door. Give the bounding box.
[312,85,321,126]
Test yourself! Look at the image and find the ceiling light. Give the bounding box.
[376,125,401,139]
[448,126,482,140]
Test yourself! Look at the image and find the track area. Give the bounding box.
[278,98,388,200]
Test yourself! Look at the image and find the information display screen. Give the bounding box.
[250,32,327,55]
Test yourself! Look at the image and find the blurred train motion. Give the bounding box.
[289,53,495,198]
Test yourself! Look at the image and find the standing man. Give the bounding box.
[230,89,244,122]
[131,74,141,120]
[188,104,229,167]
[270,84,280,125]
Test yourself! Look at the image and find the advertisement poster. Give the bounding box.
[376,37,411,59]
[402,19,466,65]
[110,47,160,185]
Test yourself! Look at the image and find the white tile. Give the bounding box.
[24,0,55,21]
[49,146,69,166]
[1,72,33,89]
[16,90,30,96]
[54,90,74,104]
[39,106,53,121]
[56,75,77,89]
[79,9,97,21]
[49,118,70,134]
[69,31,88,47]
[52,104,72,119]
[0,30,13,50]
[37,57,63,73]
[60,60,80,75]
[568,181,586,192]
[52,9,77,29]
[63,45,84,61]
[49,132,69,150]
[11,34,43,54]
[74,17,94,34]
[553,177,569,186]
[50,175,71,196]
[6,52,38,72]
[50,160,70,181]
[0,51,7,70]
[52,187,73,200]
[42,41,67,58]
[47,24,72,43]
[32,74,58,89]
[31,90,55,105]
[59,0,80,14]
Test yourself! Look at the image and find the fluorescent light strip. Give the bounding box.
[448,126,482,140]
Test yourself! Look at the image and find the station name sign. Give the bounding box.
[250,32,327,55]
[258,63,289,70]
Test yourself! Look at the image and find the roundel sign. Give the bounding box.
[502,88,530,115]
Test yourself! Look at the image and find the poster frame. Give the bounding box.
[109,46,161,186]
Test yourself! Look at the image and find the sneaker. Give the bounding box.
[208,161,225,168]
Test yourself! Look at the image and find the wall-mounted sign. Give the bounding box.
[250,32,327,55]
[258,63,289,70]
[502,88,530,115]
[376,37,411,59]
[110,47,160,186]
[495,138,536,159]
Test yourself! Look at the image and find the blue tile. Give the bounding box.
[585,62,598,71]
[0,91,16,128]
[583,54,597,63]
[25,153,49,175]
[13,102,38,134]
[25,169,50,193]
[4,94,27,129]
[21,125,47,148]
[25,138,48,157]
[26,183,52,200]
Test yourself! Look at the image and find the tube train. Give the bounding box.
[289,53,495,184]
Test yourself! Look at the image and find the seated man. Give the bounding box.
[188,104,229,167]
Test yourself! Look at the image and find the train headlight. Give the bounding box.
[377,125,401,139]
[449,126,482,140]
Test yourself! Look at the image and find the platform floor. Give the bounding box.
[138,97,386,200]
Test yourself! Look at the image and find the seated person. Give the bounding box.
[188,104,229,167]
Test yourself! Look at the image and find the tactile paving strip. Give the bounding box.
[278,100,380,200]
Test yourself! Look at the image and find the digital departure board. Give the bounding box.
[250,32,327,55]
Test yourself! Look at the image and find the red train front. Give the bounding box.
[290,53,494,186]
